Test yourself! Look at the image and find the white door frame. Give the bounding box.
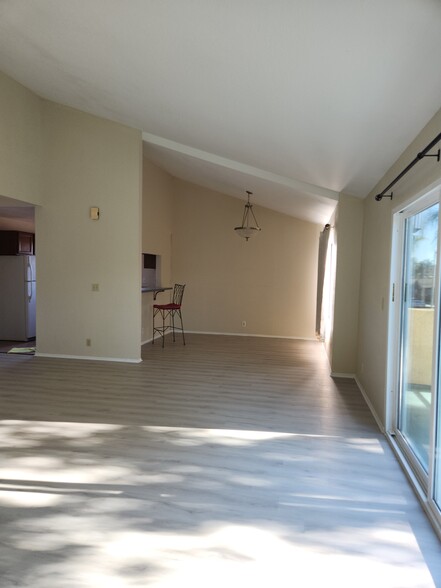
[386,180,441,535]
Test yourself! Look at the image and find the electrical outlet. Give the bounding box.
[92,283,99,292]
[86,338,91,347]
[242,321,247,327]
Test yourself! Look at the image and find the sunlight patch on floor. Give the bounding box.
[0,456,133,486]
[0,419,123,448]
[0,419,433,588]
[93,523,428,588]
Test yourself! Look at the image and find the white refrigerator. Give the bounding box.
[0,255,36,341]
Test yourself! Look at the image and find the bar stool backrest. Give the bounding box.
[172,283,185,306]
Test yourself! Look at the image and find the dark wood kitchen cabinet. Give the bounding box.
[0,231,35,255]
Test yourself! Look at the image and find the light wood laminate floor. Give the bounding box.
[0,334,440,587]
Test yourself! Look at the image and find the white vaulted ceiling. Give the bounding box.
[0,0,441,223]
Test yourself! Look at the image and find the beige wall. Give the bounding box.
[141,158,174,342]
[0,71,42,204]
[406,308,434,387]
[171,180,321,339]
[0,67,324,359]
[36,101,142,361]
[330,194,364,374]
[357,107,441,425]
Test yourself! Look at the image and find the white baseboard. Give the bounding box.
[354,375,385,433]
[329,372,385,434]
[142,333,164,345]
[186,330,317,341]
[142,331,317,347]
[35,352,142,364]
[142,322,175,345]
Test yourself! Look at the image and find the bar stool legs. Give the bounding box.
[152,284,186,347]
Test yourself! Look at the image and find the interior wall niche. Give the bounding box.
[142,253,161,288]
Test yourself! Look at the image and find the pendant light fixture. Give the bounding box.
[234,190,261,241]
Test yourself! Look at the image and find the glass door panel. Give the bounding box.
[435,389,441,510]
[399,203,438,472]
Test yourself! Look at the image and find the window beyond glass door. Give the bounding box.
[399,203,439,472]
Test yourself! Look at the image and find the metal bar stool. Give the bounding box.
[152,283,186,348]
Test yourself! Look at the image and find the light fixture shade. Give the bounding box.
[234,191,261,241]
[234,226,261,239]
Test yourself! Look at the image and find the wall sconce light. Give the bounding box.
[90,207,100,220]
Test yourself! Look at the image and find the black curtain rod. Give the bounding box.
[375,132,441,201]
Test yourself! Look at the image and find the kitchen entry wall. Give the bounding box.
[36,101,142,362]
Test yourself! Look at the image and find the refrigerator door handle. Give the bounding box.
[26,258,34,283]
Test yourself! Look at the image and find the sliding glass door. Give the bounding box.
[398,202,438,473]
[391,187,441,526]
